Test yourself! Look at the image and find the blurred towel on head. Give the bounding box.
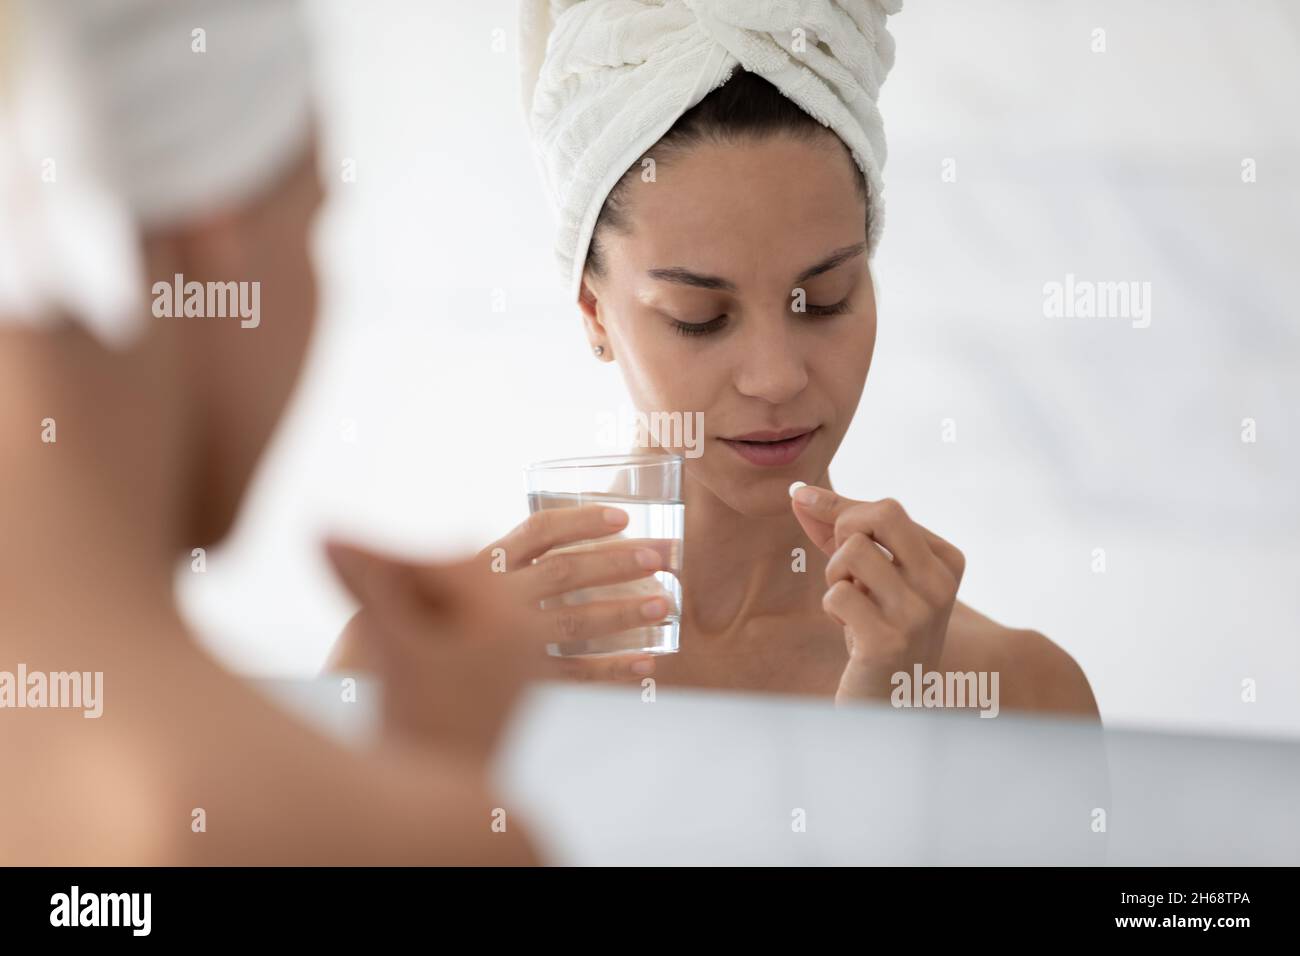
[0,0,313,347]
[518,0,903,301]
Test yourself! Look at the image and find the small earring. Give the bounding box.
[592,345,605,358]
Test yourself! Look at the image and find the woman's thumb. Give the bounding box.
[788,482,839,556]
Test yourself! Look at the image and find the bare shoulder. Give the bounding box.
[944,602,1100,722]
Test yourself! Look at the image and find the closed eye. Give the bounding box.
[671,297,849,337]
[672,315,728,337]
[801,297,852,317]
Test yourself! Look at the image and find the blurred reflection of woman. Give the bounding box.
[0,0,555,864]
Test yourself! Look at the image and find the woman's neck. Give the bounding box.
[0,326,193,621]
[680,468,832,638]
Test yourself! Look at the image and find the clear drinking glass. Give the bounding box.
[524,454,683,657]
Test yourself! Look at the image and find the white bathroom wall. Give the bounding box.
[177,0,1300,738]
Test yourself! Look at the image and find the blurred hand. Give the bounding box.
[326,542,544,762]
[324,506,672,757]
[790,485,965,706]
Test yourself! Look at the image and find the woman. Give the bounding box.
[333,1,1098,718]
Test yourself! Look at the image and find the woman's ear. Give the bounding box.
[578,273,612,360]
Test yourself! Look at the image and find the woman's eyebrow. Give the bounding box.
[646,241,866,291]
[795,242,866,283]
[646,266,737,291]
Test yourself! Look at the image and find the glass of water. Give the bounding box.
[524,453,683,657]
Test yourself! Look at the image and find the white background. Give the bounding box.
[176,1,1300,739]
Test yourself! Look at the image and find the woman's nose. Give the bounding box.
[731,316,809,405]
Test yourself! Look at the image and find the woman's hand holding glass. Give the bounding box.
[484,503,676,677]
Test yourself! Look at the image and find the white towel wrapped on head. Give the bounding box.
[519,0,903,301]
[0,0,313,347]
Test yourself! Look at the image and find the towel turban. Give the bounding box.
[519,0,903,301]
[0,0,313,347]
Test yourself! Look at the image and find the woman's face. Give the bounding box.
[580,134,877,516]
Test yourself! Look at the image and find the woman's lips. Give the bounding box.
[718,428,817,467]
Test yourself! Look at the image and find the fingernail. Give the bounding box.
[792,484,817,507]
[604,508,629,527]
[640,597,668,620]
[635,548,662,570]
[632,659,655,675]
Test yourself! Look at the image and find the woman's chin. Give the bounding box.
[693,472,813,518]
